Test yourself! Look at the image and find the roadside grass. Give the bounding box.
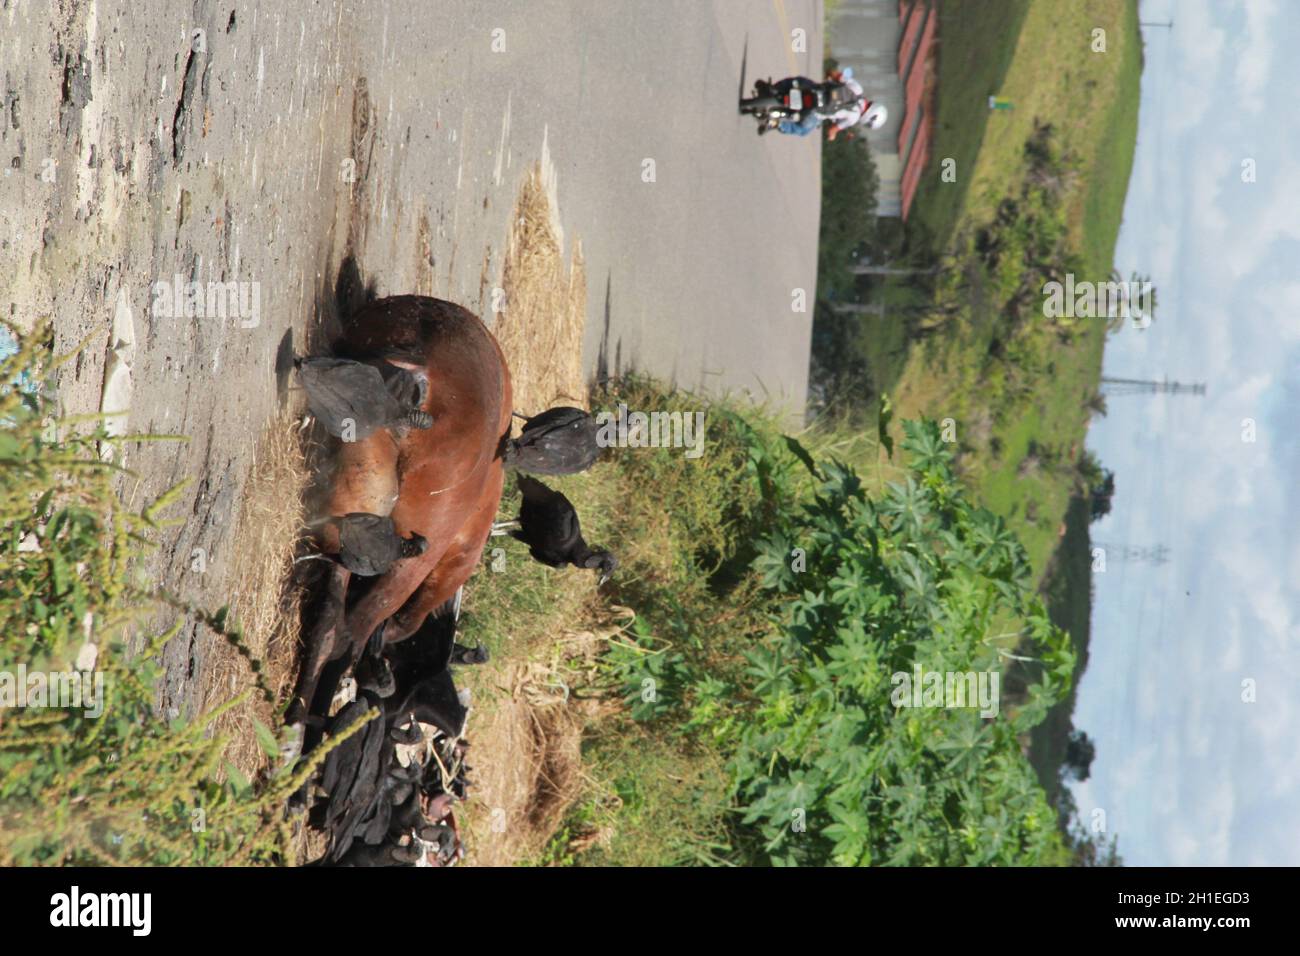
[470,376,956,867]
[474,395,1076,866]
[199,410,309,783]
[458,163,803,865]
[905,0,1032,253]
[456,377,791,865]
[547,721,735,867]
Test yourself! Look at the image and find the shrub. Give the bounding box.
[728,420,1075,865]
[0,326,332,865]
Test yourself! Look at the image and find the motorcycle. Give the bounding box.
[739,76,847,129]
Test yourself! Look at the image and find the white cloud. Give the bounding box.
[1234,0,1281,109]
[1048,0,1300,867]
[1166,0,1227,134]
[1167,774,1234,865]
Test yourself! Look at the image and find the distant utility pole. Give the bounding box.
[1093,542,1171,566]
[1100,377,1206,397]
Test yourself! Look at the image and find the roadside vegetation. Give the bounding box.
[454,375,1122,866]
[0,330,1111,866]
[0,326,330,864]
[807,0,1142,860]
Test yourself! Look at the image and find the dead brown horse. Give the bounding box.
[286,295,512,732]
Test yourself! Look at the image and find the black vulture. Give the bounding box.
[503,406,601,475]
[307,586,480,866]
[450,642,489,666]
[511,474,617,584]
[333,838,423,867]
[336,512,428,577]
[295,356,432,439]
[314,697,392,863]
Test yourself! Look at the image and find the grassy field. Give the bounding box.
[905,0,1033,253]
[945,0,1139,261]
[891,0,1141,581]
[1079,1,1144,277]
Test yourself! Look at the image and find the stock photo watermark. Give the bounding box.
[891,665,1000,718]
[0,666,105,718]
[1041,272,1152,328]
[49,886,151,936]
[149,275,261,329]
[595,403,706,459]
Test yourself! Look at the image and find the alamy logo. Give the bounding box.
[890,665,1000,718]
[49,886,151,936]
[1042,273,1152,328]
[150,275,261,328]
[0,666,104,717]
[594,404,706,459]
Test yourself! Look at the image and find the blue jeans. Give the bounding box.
[778,113,820,136]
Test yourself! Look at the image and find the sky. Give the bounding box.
[1069,0,1300,865]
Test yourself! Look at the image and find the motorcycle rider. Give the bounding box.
[758,67,887,140]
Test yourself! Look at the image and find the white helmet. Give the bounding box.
[861,103,888,130]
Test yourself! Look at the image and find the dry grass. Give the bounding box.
[198,410,311,778]
[453,160,599,866]
[459,610,632,866]
[494,162,589,414]
[458,663,584,866]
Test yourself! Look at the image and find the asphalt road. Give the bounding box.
[0,0,822,708]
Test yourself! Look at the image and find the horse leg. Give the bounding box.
[383,574,449,644]
[383,544,478,643]
[287,431,399,738]
[285,562,352,733]
[339,553,439,656]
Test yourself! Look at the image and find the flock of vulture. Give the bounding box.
[285,294,615,866]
